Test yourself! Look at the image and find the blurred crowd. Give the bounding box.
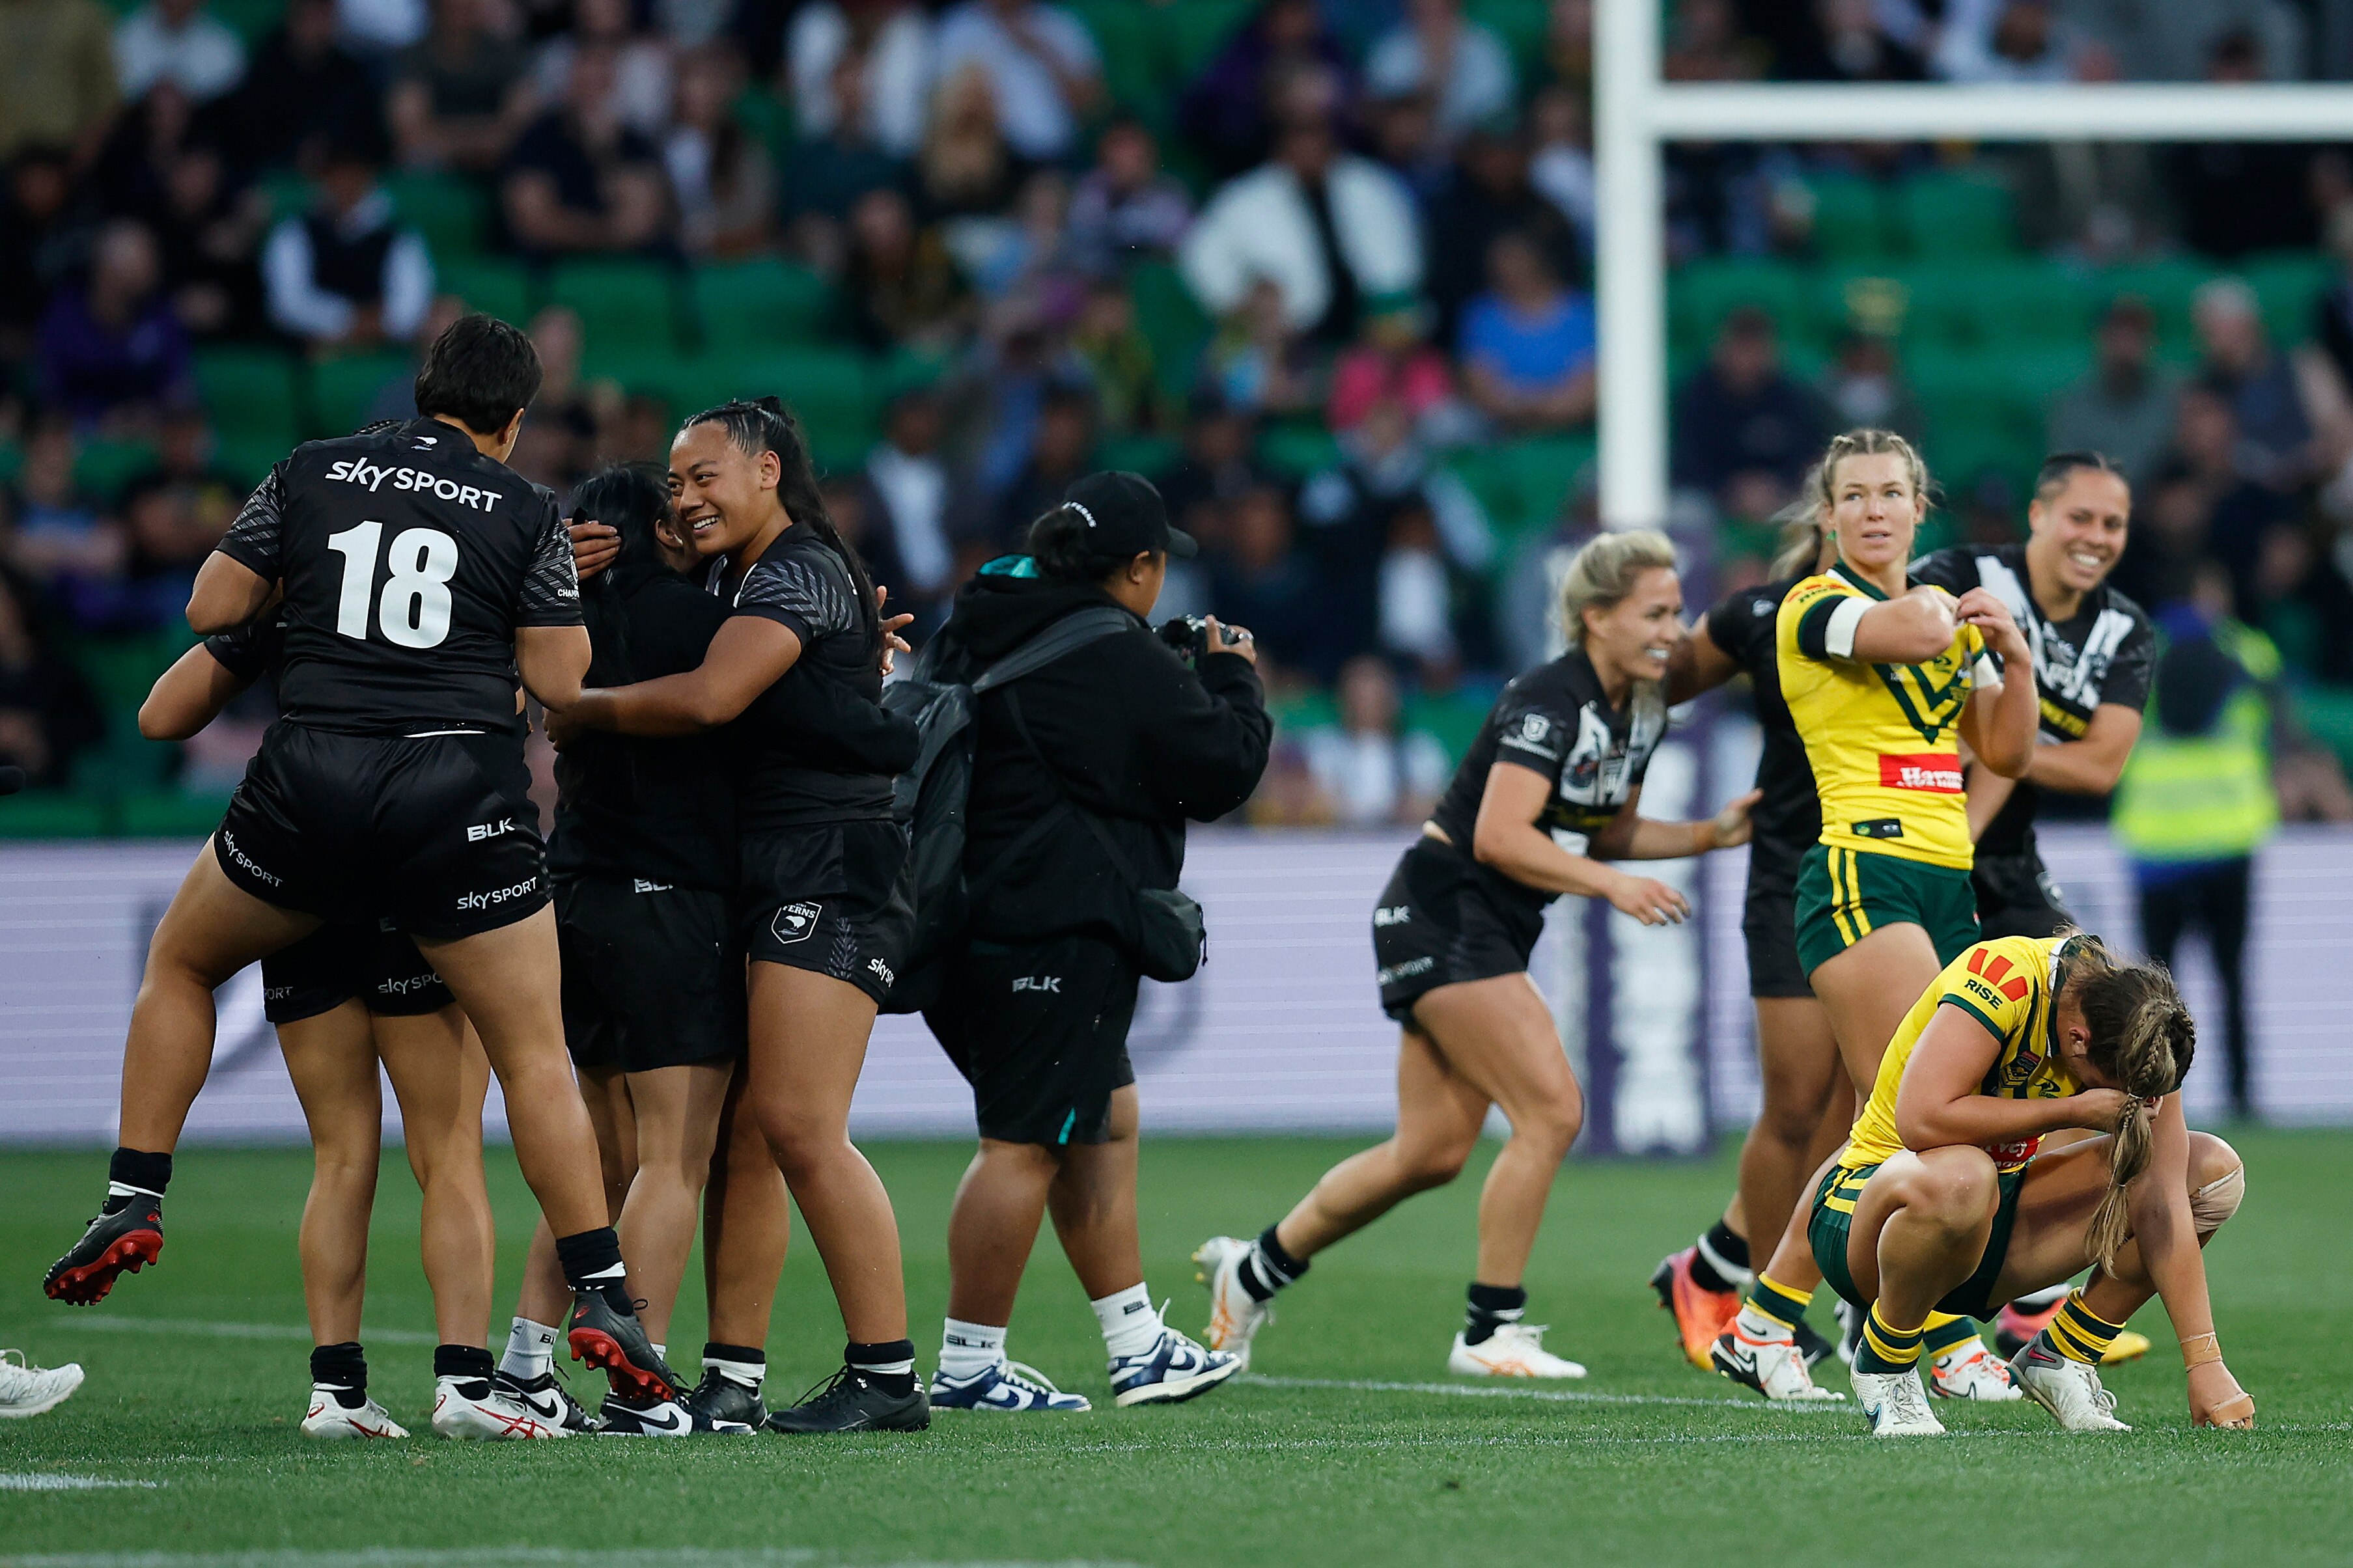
[3,0,2352,828]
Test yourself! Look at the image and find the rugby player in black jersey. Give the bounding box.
[44,316,679,1405]
[562,398,928,1433]
[135,611,561,1438]
[1645,503,1848,1385]
[1911,451,2155,1362]
[1198,531,1761,1379]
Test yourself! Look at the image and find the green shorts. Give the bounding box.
[1808,1159,2026,1323]
[1794,844,1980,977]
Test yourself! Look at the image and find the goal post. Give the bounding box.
[1593,0,2353,532]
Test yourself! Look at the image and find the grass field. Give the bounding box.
[1,1130,2348,1568]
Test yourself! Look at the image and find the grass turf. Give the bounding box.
[0,1131,2346,1567]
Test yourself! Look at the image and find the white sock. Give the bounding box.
[500,1317,558,1381]
[705,1353,765,1390]
[1734,1302,1793,1343]
[106,1180,161,1200]
[938,1318,1007,1381]
[1093,1284,1163,1360]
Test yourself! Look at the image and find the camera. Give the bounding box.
[1158,615,1213,667]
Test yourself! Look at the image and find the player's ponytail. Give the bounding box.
[685,396,879,646]
[1769,467,1830,580]
[2068,939,2197,1270]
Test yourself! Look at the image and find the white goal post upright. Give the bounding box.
[1593,0,2353,532]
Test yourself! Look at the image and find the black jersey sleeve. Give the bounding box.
[2099,605,2157,714]
[214,463,288,581]
[202,616,286,683]
[734,551,856,647]
[513,492,583,627]
[1490,674,1579,780]
[1703,584,1775,675]
[1906,547,1979,596]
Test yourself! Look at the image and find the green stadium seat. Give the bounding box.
[1260,424,1340,477]
[2240,251,2330,347]
[667,348,879,470]
[1095,433,1181,476]
[688,257,836,350]
[1130,261,1211,398]
[1401,690,1495,765]
[1803,173,1892,264]
[548,258,686,354]
[212,0,289,43]
[1067,0,1162,118]
[1910,259,2097,351]
[388,171,490,262]
[1499,433,1594,537]
[1670,258,1811,357]
[193,346,301,443]
[2291,685,2353,779]
[1466,0,1553,80]
[118,790,236,838]
[216,434,290,488]
[74,438,160,502]
[1160,0,1257,81]
[2089,258,2205,354]
[434,257,537,328]
[1891,171,2016,258]
[308,350,413,439]
[0,792,110,840]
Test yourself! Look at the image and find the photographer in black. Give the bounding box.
[921,472,1272,1413]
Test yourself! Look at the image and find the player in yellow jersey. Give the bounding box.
[1804,932,2250,1436]
[1714,430,2040,1403]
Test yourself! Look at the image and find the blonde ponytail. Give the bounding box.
[2068,942,2198,1269]
[1769,466,1830,581]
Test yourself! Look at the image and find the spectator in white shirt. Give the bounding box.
[116,0,247,103]
[533,0,673,139]
[1930,0,2113,83]
[262,137,434,348]
[790,0,934,160]
[1180,112,1423,344]
[337,0,429,56]
[932,0,1102,163]
[1303,655,1451,828]
[1364,0,1516,141]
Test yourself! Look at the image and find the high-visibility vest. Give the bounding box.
[2111,623,2277,864]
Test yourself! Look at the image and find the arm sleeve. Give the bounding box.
[1703,588,1768,672]
[2100,616,2156,714]
[1906,547,1973,595]
[1491,679,1576,772]
[1134,642,1274,821]
[214,463,288,580]
[514,496,584,626]
[731,551,856,646]
[201,617,283,684]
[1785,579,1854,662]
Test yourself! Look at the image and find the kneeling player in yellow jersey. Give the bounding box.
[1807,932,2250,1435]
[1713,430,2041,1401]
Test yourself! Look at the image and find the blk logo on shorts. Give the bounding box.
[1012,975,1062,994]
[772,901,822,945]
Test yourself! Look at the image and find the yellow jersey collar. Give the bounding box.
[1829,560,1895,603]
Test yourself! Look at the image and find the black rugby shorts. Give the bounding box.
[214,723,549,940]
[557,875,744,1074]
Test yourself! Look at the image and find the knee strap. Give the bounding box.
[2191,1165,2245,1236]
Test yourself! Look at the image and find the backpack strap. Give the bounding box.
[969,605,1134,695]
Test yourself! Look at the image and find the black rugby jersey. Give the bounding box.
[551,561,737,892]
[1428,649,1666,906]
[1704,576,1820,887]
[708,529,909,831]
[1911,543,2153,860]
[214,417,579,735]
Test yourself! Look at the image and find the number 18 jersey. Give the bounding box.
[214,417,581,735]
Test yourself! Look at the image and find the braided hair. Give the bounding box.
[2062,937,2199,1269]
[684,396,879,644]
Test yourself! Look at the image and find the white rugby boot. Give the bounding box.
[1851,1369,1945,1436]
[1712,1325,1844,1401]
[1928,1335,2023,1401]
[1193,1235,1273,1371]
[431,1375,571,1438]
[1447,1322,1587,1379]
[0,1349,84,1418]
[2009,1336,2131,1431]
[300,1386,408,1440]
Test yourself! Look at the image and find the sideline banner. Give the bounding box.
[2,825,2343,1145]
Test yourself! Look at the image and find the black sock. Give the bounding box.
[311,1341,367,1409]
[434,1344,495,1391]
[552,1227,634,1315]
[1238,1224,1309,1303]
[104,1148,173,1213]
[1463,1282,1527,1347]
[1689,1219,1751,1295]
[846,1339,917,1398]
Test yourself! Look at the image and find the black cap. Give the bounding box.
[1061,470,1196,558]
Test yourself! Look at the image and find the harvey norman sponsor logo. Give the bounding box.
[1878,752,1964,793]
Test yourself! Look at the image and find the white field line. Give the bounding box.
[1239,1373,1849,1412]
[0,1474,161,1491]
[26,1317,439,1347]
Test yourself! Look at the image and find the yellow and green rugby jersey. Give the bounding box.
[1774,563,1998,872]
[1840,934,2087,1176]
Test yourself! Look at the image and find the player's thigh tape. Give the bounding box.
[2191,1165,2244,1236]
